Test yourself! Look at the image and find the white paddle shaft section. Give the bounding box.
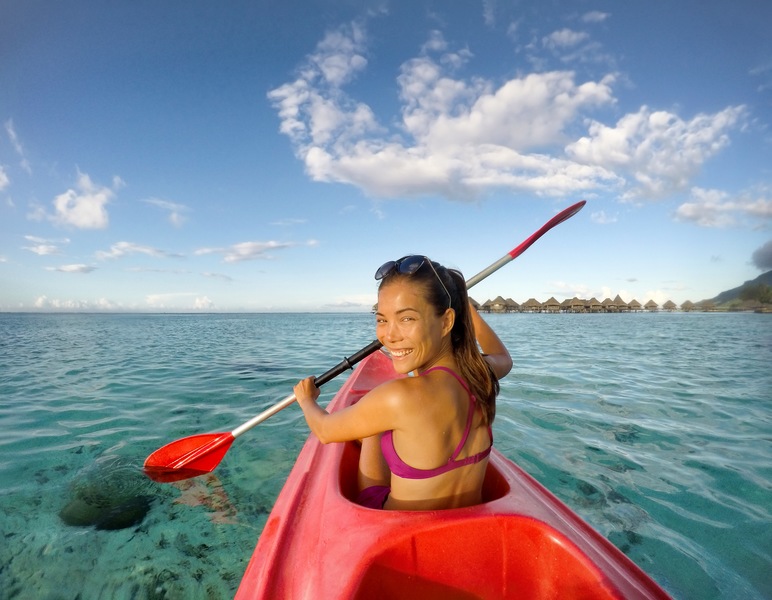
[232,393,296,439]
[465,254,514,288]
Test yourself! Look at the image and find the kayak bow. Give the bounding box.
[235,350,671,599]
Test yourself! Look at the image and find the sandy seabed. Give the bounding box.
[0,456,281,600]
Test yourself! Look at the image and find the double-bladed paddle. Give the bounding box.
[144,200,586,482]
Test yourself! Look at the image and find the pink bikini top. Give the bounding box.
[380,366,493,480]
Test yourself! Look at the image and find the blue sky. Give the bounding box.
[1,0,771,312]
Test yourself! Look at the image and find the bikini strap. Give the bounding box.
[420,366,472,394]
[421,366,477,461]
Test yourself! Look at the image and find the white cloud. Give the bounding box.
[145,292,212,310]
[323,295,376,310]
[674,186,772,228]
[567,106,747,200]
[24,244,59,255]
[193,296,214,310]
[482,0,496,27]
[271,218,308,226]
[145,292,189,307]
[0,165,9,191]
[195,240,300,263]
[22,235,70,256]
[96,241,181,260]
[25,235,69,244]
[143,197,189,227]
[643,290,671,306]
[749,61,772,94]
[548,280,594,299]
[33,295,119,311]
[202,272,234,282]
[4,119,32,174]
[46,264,97,273]
[51,171,117,229]
[582,11,610,24]
[269,23,747,206]
[542,29,590,50]
[269,23,620,199]
[591,210,617,224]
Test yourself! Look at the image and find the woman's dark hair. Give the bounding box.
[377,260,498,424]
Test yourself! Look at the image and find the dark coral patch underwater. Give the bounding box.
[59,455,156,531]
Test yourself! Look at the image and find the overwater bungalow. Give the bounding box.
[468,294,735,314]
[601,298,617,312]
[543,297,560,313]
[521,298,542,313]
[491,296,508,312]
[586,297,602,313]
[568,297,585,313]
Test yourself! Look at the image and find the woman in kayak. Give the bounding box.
[294,255,512,510]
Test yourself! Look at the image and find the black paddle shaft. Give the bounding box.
[314,339,383,387]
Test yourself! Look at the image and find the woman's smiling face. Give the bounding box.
[375,279,451,374]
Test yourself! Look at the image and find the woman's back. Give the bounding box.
[382,367,493,510]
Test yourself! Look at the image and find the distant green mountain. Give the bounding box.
[711,270,772,304]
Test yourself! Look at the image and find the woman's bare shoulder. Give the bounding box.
[367,375,416,399]
[361,375,434,412]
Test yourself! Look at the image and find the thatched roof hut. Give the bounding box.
[568,297,585,313]
[465,293,698,315]
[543,297,560,313]
[522,298,542,312]
[490,296,508,312]
[586,297,602,312]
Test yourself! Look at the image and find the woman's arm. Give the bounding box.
[469,302,513,380]
[293,376,405,444]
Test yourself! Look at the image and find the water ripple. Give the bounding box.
[0,312,769,599]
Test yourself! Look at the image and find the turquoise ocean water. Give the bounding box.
[0,312,769,599]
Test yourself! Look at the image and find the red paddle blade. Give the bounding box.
[507,200,586,259]
[144,466,212,483]
[143,432,235,482]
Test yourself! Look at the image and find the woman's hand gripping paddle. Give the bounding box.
[144,200,586,482]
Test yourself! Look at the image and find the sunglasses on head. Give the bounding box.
[374,255,452,309]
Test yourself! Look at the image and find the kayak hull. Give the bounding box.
[236,350,670,599]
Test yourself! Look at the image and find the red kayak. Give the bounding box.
[236,350,671,599]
